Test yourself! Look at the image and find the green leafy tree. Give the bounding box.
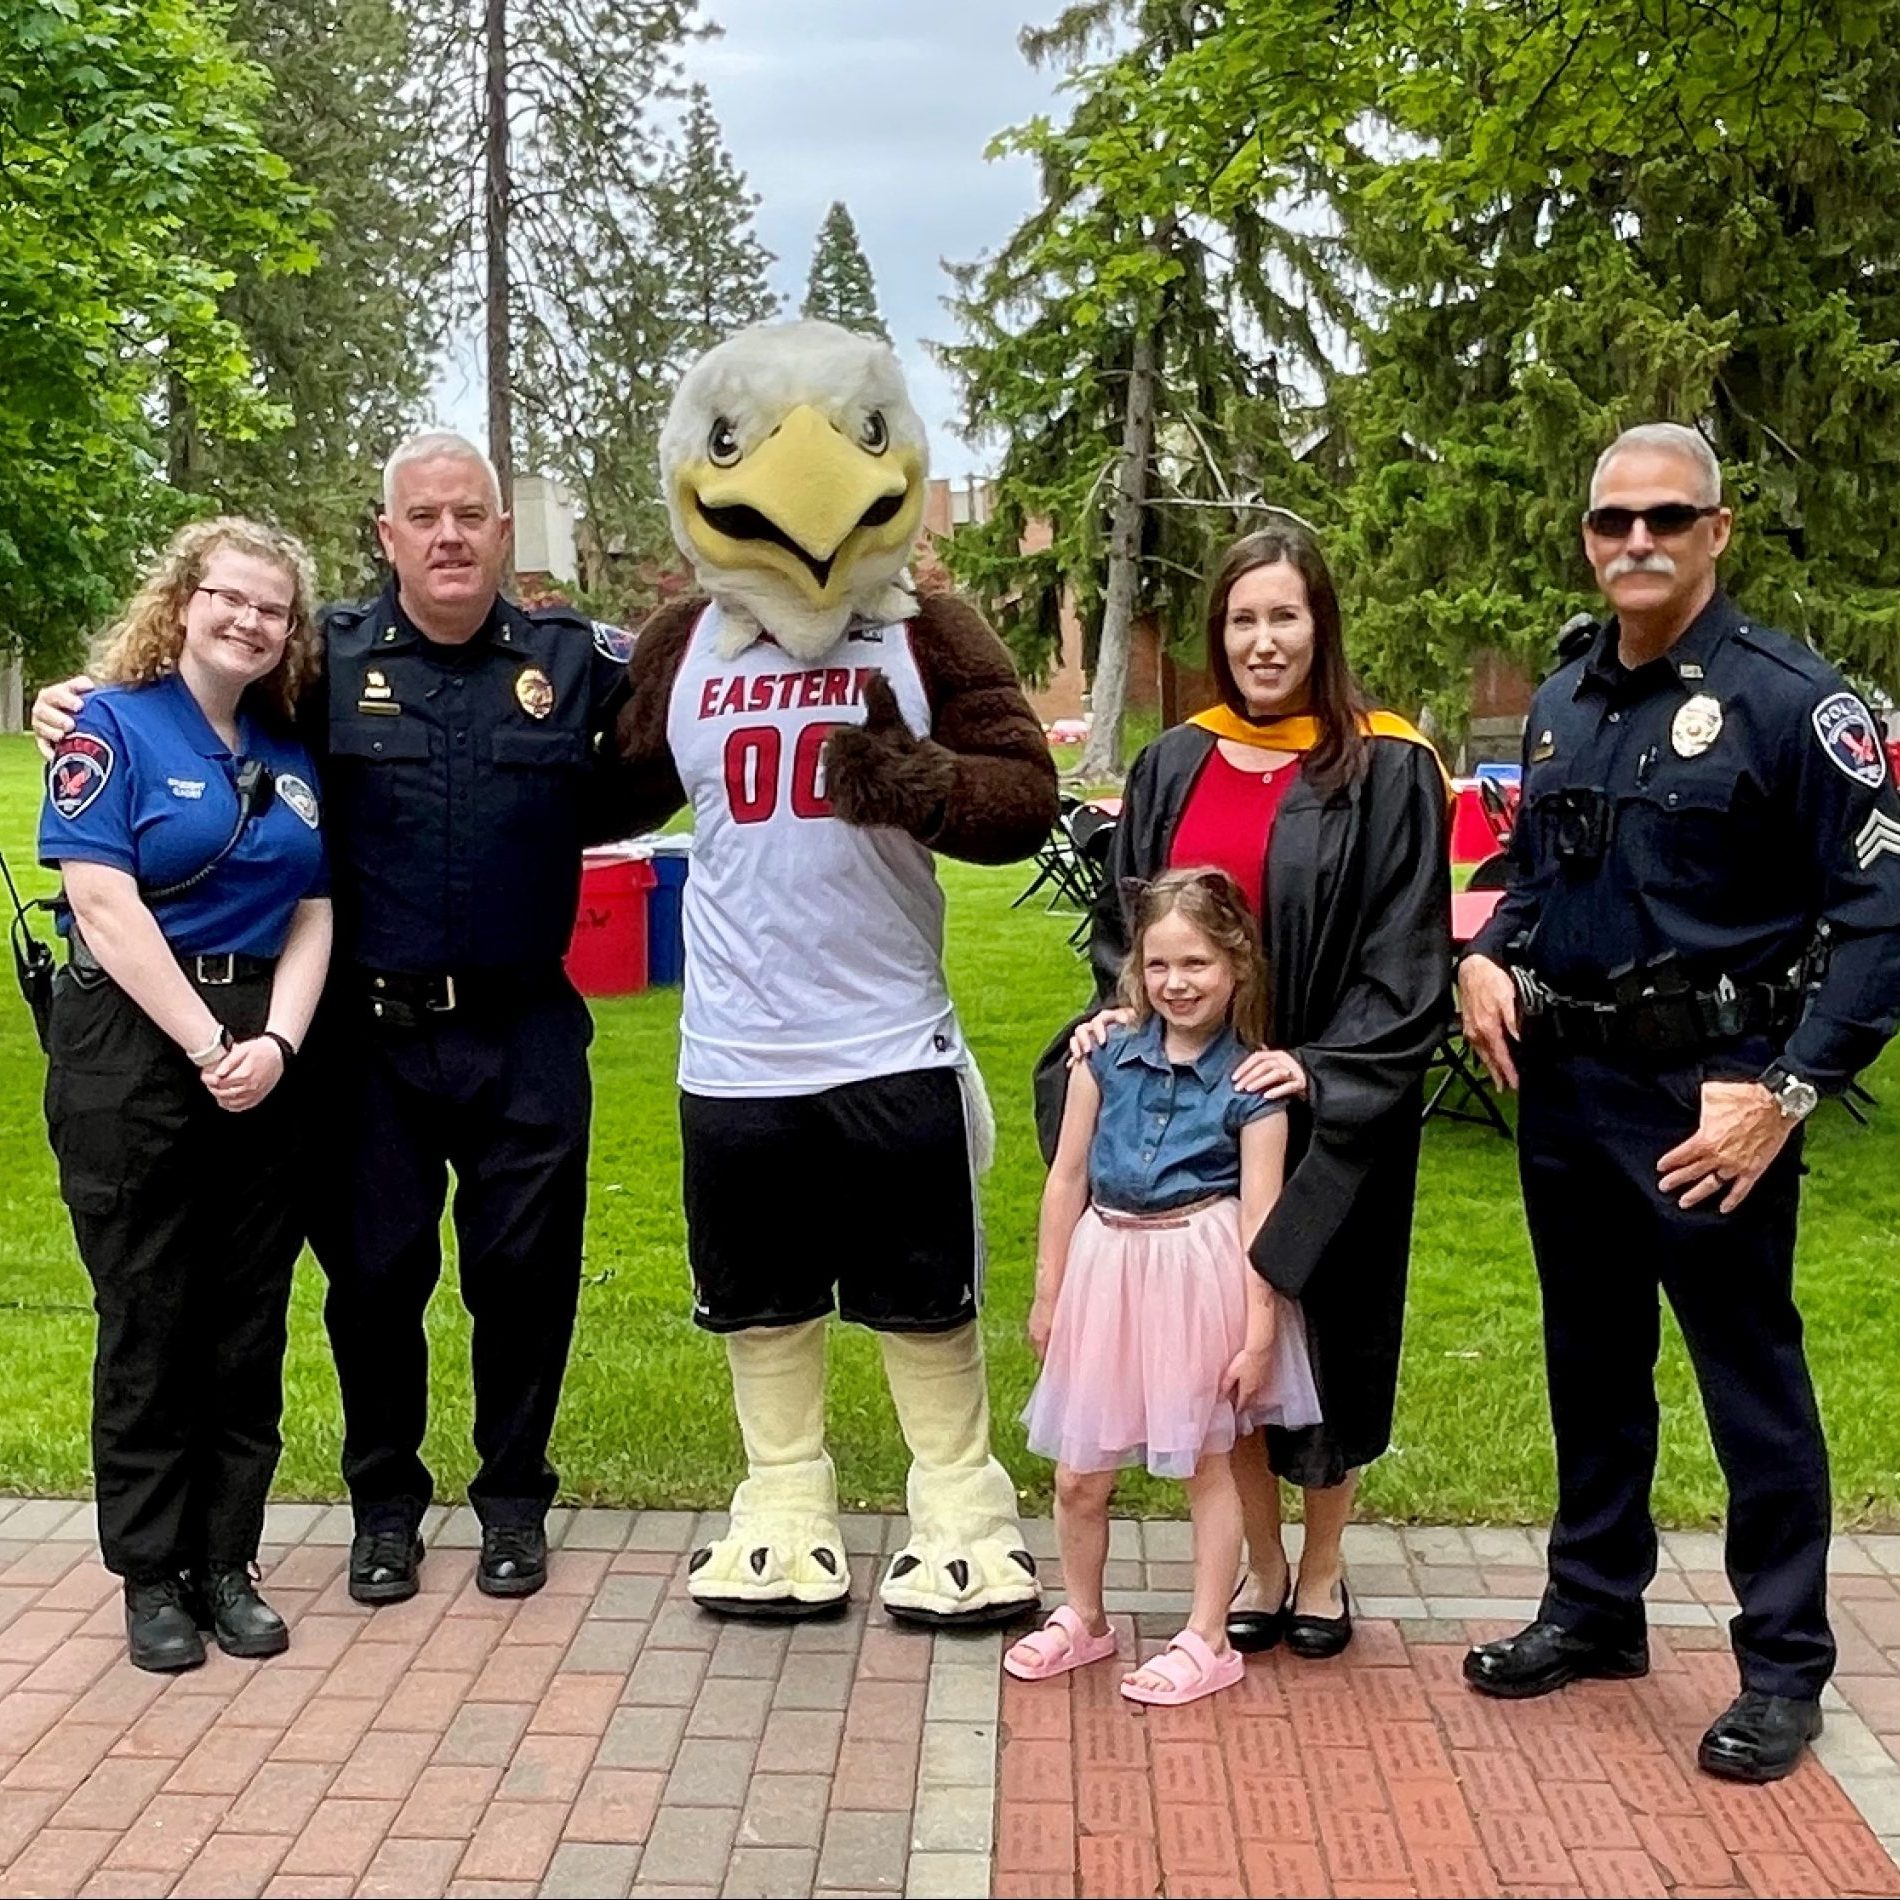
[801,201,889,342]
[937,2,1350,779]
[169,0,448,600]
[0,0,314,673]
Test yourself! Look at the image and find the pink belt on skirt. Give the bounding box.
[1092,1194,1227,1231]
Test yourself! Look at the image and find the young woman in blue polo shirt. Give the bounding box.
[39,518,332,1674]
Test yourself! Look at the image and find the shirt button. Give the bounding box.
[452,679,464,691]
[1608,711,1621,724]
[1667,792,1678,807]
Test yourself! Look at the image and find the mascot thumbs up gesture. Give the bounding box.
[615,320,1056,1628]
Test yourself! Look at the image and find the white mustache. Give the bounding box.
[1607,551,1677,580]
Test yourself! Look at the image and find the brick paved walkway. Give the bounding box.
[0,1501,1896,1898]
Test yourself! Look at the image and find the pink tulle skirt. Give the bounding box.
[1022,1197,1322,1479]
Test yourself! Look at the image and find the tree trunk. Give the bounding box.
[1076,327,1157,783]
[483,0,514,521]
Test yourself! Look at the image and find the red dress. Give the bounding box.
[1166,742,1299,915]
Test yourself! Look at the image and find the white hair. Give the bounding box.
[1591,423,1722,507]
[382,430,503,513]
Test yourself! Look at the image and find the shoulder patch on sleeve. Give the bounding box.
[1812,691,1887,788]
[592,620,635,664]
[48,732,115,820]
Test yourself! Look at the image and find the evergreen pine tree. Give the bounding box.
[659,85,779,355]
[801,202,889,341]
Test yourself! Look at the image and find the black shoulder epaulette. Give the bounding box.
[1555,613,1598,665]
[1730,616,1830,685]
[320,599,373,636]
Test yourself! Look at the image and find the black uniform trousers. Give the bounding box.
[44,968,302,1581]
[1517,1044,1834,1701]
[306,971,592,1535]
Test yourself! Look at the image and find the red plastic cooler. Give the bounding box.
[566,848,657,996]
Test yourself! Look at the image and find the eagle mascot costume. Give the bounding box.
[616,320,1057,1627]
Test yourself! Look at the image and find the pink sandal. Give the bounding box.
[1120,1628,1245,1706]
[1003,1605,1121,1682]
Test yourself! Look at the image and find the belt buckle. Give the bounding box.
[427,974,457,1013]
[196,953,235,986]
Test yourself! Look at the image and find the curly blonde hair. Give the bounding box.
[1118,867,1272,1049]
[94,517,323,722]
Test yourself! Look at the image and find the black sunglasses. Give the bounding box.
[1583,503,1720,540]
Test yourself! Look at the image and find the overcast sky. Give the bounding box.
[429,0,1068,484]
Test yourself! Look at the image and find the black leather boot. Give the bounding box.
[479,1523,548,1598]
[124,1577,206,1674]
[194,1567,290,1659]
[1464,1618,1649,1698]
[1697,1690,1823,1782]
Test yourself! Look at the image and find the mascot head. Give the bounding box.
[660,320,930,661]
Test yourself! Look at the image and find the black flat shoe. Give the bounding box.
[1463,1617,1649,1699]
[350,1528,424,1604]
[193,1567,289,1659]
[479,1523,548,1598]
[1227,1575,1293,1654]
[125,1577,206,1674]
[1284,1577,1353,1660]
[1697,1690,1823,1783]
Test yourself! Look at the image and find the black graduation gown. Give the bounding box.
[1034,725,1452,1487]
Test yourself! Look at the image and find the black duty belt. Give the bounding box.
[1516,970,1802,1061]
[67,929,275,988]
[356,964,556,1023]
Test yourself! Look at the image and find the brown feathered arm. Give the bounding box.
[611,596,698,831]
[824,593,1058,864]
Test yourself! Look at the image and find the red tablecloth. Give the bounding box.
[1451,888,1503,947]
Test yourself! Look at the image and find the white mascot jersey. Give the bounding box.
[667,601,966,1096]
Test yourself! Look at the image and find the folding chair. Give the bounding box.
[1013,796,1087,909]
[1423,1026,1514,1137]
[1064,808,1117,948]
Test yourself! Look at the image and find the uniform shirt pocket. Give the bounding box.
[329,720,431,763]
[491,728,586,769]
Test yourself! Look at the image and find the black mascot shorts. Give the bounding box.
[680,1065,981,1333]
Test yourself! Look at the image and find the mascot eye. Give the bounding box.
[707,417,742,467]
[859,410,889,455]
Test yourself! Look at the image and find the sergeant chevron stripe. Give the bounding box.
[1855,809,1900,870]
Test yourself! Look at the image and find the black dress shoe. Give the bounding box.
[350,1528,424,1604]
[1227,1574,1293,1654]
[124,1577,206,1674]
[194,1567,289,1659]
[1697,1689,1823,1783]
[479,1523,548,1598]
[1464,1618,1649,1699]
[1285,1578,1354,1660]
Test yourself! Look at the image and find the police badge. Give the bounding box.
[515,667,555,719]
[1670,694,1723,758]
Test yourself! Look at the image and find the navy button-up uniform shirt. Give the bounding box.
[1086,1015,1285,1214]
[1473,589,1900,1090]
[309,584,636,974]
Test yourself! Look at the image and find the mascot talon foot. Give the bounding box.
[686,1526,850,1622]
[879,1537,1042,1630]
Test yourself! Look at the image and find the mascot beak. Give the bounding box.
[684,405,922,604]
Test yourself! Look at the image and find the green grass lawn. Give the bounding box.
[3,728,1898,1525]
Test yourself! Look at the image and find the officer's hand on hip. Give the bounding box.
[1457,954,1521,1091]
[1656,1081,1794,1213]
[30,675,94,761]
[202,1036,286,1114]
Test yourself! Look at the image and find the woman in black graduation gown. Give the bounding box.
[1038,524,1450,1659]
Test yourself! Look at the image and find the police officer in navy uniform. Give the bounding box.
[39,518,333,1673]
[1458,423,1900,1781]
[307,431,637,1603]
[34,432,638,1607]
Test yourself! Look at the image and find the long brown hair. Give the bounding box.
[94,517,322,723]
[1117,867,1271,1049]
[1205,524,1369,791]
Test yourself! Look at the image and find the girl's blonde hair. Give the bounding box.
[1117,867,1271,1048]
[94,517,323,723]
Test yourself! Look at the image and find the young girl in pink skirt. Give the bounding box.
[1009,868,1320,1706]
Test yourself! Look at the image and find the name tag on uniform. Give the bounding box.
[355,701,402,716]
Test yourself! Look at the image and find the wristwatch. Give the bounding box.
[1759,1062,1820,1122]
[187,1026,234,1069]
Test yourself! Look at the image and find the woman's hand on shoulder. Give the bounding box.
[1233,1046,1307,1101]
[31,675,95,760]
[202,1036,286,1113]
[1068,1006,1135,1066]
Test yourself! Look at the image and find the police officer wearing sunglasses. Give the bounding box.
[38,519,333,1674]
[1457,423,1900,1780]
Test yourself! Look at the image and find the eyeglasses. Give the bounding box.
[195,585,294,633]
[1582,504,1720,540]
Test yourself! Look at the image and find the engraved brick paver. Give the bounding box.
[0,1512,1894,1898]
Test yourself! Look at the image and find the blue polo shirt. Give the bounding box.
[1086,1015,1285,1214]
[39,675,328,958]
